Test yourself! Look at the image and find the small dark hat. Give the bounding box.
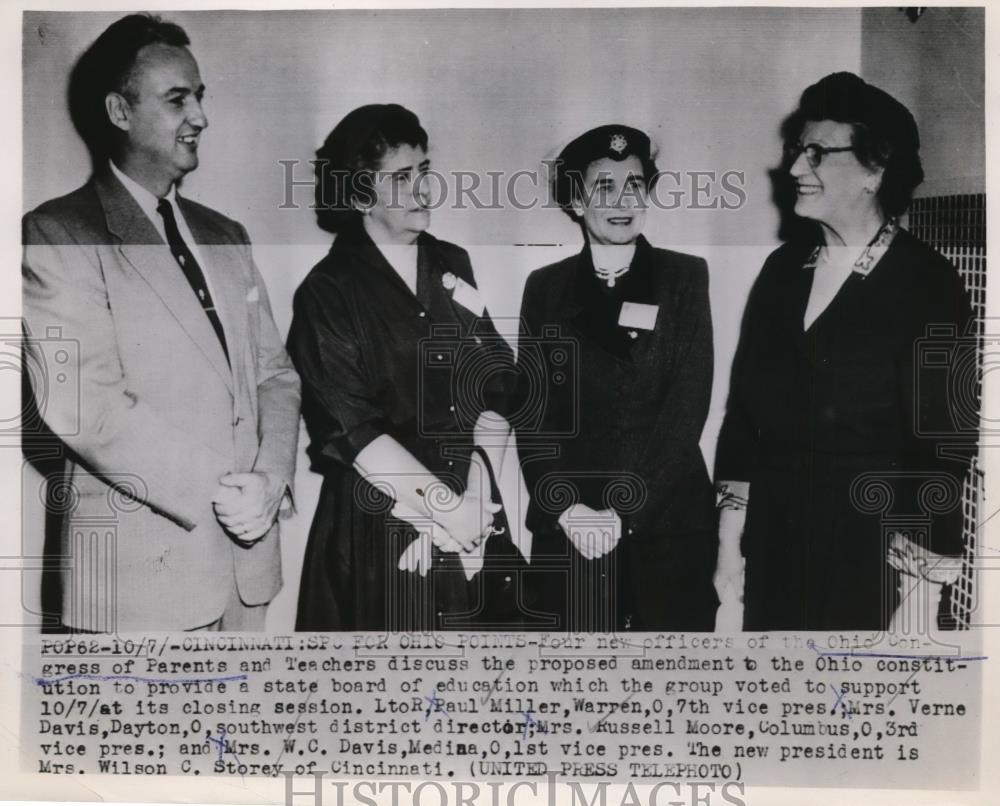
[797,72,920,153]
[785,72,924,217]
[551,124,658,211]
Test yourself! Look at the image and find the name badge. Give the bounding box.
[618,302,659,331]
[452,277,485,317]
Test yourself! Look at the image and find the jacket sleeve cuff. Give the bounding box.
[322,420,387,466]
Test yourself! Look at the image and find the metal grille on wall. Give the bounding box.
[908,193,986,628]
[948,455,982,629]
[909,193,986,328]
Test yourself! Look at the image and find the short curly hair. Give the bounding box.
[781,72,924,218]
[314,104,429,234]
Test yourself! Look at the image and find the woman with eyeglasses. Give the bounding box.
[288,104,521,631]
[714,73,974,631]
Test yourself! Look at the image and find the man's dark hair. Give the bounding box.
[68,13,190,166]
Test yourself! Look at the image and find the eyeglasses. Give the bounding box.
[784,142,854,168]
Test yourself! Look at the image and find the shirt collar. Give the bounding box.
[375,243,420,294]
[590,242,637,272]
[803,218,899,277]
[109,160,178,222]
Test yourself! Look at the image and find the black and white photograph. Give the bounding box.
[3,2,996,804]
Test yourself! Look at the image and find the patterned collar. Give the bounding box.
[803,218,899,278]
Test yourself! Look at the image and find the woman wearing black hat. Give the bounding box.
[288,104,523,631]
[517,125,719,632]
[715,73,974,630]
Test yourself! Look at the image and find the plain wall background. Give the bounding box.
[862,6,985,198]
[20,7,984,630]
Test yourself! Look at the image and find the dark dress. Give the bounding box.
[288,216,523,631]
[715,229,974,631]
[516,237,719,632]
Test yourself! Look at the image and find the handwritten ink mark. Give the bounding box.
[424,690,446,720]
[207,726,245,783]
[207,726,228,762]
[522,709,548,740]
[34,672,248,687]
[479,669,507,705]
[831,684,847,717]
[806,640,988,663]
[885,668,920,708]
[586,690,637,732]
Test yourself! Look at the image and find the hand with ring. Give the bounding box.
[212,472,286,546]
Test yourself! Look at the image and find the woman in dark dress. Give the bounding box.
[289,105,522,631]
[714,73,974,631]
[517,125,719,632]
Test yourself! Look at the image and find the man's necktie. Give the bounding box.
[156,198,229,362]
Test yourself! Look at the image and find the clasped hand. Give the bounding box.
[212,471,286,545]
[559,503,622,560]
[396,451,500,576]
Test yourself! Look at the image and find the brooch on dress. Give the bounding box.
[442,272,457,291]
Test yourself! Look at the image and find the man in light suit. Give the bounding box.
[22,14,301,631]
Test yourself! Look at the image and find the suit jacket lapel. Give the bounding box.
[181,198,245,389]
[567,244,635,365]
[95,172,233,391]
[801,233,906,359]
[617,238,660,360]
[627,237,658,307]
[420,237,476,326]
[415,240,437,313]
[775,241,821,355]
[799,234,899,353]
[334,217,427,314]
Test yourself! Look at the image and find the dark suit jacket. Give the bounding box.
[22,170,301,631]
[516,237,718,630]
[715,229,974,629]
